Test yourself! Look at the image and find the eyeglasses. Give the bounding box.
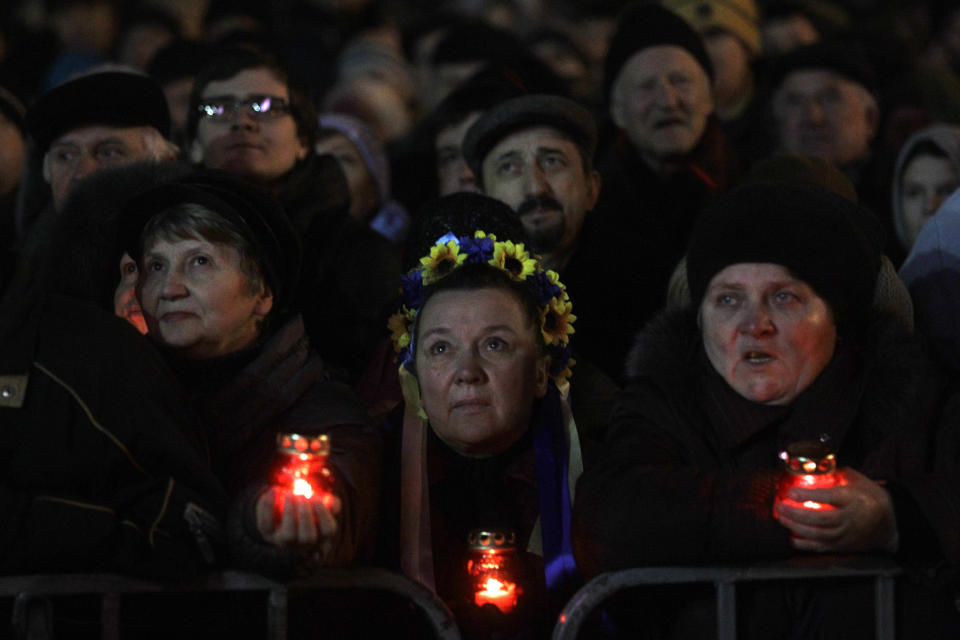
[197,95,292,121]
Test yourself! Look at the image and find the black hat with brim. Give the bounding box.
[121,170,301,314]
[25,71,171,150]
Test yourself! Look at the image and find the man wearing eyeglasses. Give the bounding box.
[185,47,400,386]
[23,70,179,217]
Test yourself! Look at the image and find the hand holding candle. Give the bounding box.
[774,467,898,553]
[255,432,339,554]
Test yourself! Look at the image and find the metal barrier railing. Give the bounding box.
[0,568,461,640]
[552,556,902,640]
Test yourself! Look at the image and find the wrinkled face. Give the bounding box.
[416,288,549,457]
[114,252,148,335]
[193,67,308,183]
[46,125,151,210]
[772,69,877,167]
[436,111,481,196]
[610,45,714,166]
[701,263,837,406]
[481,126,599,261]
[900,153,959,249]
[315,132,379,221]
[138,234,273,359]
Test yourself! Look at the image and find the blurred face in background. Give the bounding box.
[900,152,959,249]
[316,132,379,221]
[436,111,481,196]
[772,69,877,168]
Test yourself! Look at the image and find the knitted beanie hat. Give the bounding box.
[687,182,881,336]
[662,0,762,57]
[603,2,713,104]
[318,113,391,205]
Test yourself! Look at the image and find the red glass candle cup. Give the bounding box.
[778,441,836,510]
[273,433,333,518]
[466,529,520,614]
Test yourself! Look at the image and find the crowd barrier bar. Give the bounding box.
[0,567,461,640]
[552,555,902,640]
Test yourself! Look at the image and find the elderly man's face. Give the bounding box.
[610,45,714,169]
[46,125,151,210]
[193,66,308,184]
[772,69,878,167]
[481,126,600,267]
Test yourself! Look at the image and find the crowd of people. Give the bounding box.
[1,0,960,638]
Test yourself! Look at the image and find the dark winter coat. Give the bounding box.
[573,307,960,576]
[0,293,226,577]
[164,314,383,575]
[573,119,737,381]
[278,154,401,383]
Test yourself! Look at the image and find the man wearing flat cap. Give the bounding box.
[462,93,600,273]
[19,70,179,231]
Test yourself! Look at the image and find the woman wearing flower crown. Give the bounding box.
[380,193,599,638]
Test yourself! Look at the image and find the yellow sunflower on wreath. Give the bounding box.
[420,239,466,285]
[489,240,537,281]
[541,295,576,346]
[387,306,416,352]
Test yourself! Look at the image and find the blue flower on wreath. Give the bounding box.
[529,270,564,307]
[461,233,495,264]
[401,270,424,308]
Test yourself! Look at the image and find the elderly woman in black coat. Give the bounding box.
[122,171,382,575]
[574,183,960,638]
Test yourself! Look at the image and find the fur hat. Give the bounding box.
[461,93,596,180]
[25,71,170,150]
[686,182,881,336]
[662,0,762,57]
[603,2,713,104]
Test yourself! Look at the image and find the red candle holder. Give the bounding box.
[466,529,520,614]
[778,441,836,510]
[273,433,333,519]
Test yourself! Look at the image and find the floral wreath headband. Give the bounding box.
[388,230,576,386]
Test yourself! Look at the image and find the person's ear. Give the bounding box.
[254,285,274,318]
[586,169,601,211]
[534,354,550,398]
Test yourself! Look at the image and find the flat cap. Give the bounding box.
[25,71,170,150]
[462,93,597,179]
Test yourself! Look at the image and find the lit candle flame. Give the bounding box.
[484,578,507,593]
[475,577,517,613]
[292,477,314,499]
